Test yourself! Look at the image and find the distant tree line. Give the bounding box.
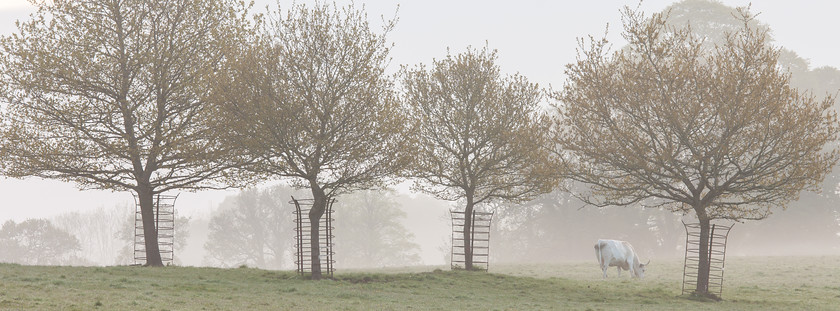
[201,185,421,270]
[202,186,299,269]
[0,219,84,265]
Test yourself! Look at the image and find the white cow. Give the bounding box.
[594,239,649,279]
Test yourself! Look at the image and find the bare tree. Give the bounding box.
[400,47,559,270]
[0,0,251,266]
[554,6,839,297]
[212,3,410,279]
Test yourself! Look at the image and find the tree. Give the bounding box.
[554,6,839,297]
[334,190,421,268]
[663,0,768,48]
[0,219,83,265]
[662,0,840,264]
[0,0,250,266]
[203,185,302,269]
[212,3,410,279]
[52,205,129,266]
[400,47,558,270]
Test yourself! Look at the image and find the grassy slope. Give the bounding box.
[1,256,839,310]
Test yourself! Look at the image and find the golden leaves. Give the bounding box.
[401,46,560,204]
[211,2,410,195]
[555,6,840,220]
[0,0,254,191]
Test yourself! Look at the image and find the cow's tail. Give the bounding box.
[595,240,603,274]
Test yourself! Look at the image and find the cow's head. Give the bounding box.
[636,259,650,279]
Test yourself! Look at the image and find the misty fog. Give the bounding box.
[1,181,837,269]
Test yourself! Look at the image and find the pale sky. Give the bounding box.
[0,0,838,222]
[0,0,30,10]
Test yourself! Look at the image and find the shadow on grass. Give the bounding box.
[683,291,723,302]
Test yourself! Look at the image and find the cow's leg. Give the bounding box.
[601,261,608,279]
[617,266,621,277]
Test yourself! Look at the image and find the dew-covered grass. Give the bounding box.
[0,256,837,310]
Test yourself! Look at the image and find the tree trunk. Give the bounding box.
[463,193,474,271]
[308,184,327,280]
[136,185,164,267]
[255,230,266,268]
[695,216,711,295]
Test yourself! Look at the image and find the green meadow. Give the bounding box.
[1,256,838,310]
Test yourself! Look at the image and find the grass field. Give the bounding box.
[1,256,839,310]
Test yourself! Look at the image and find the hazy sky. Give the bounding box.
[0,0,838,222]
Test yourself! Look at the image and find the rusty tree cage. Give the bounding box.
[132,193,178,266]
[450,210,494,271]
[291,196,336,278]
[681,221,734,297]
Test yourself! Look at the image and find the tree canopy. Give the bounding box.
[664,0,840,110]
[0,0,251,266]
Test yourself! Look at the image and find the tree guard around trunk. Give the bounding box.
[450,210,494,271]
[291,196,335,278]
[132,193,178,266]
[682,221,734,297]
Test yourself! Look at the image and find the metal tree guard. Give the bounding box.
[132,193,179,266]
[291,196,336,278]
[682,221,734,297]
[450,210,494,271]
